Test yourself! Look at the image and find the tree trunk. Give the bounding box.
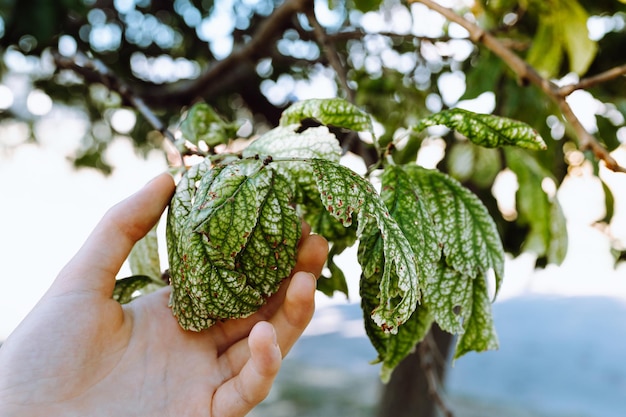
[376,325,453,417]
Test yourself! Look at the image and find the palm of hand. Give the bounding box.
[0,174,327,417]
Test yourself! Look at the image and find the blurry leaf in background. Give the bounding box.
[180,102,241,149]
[129,225,161,282]
[526,0,598,77]
[505,148,568,265]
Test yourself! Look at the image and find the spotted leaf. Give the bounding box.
[403,164,504,293]
[166,158,300,331]
[414,108,547,151]
[309,158,420,334]
[279,98,374,137]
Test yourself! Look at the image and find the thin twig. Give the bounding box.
[412,0,626,174]
[558,63,626,96]
[305,8,355,102]
[52,49,185,167]
[419,334,455,417]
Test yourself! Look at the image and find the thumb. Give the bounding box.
[51,173,175,296]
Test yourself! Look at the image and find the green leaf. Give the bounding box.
[414,108,547,151]
[505,148,568,264]
[561,0,597,75]
[317,245,350,298]
[352,0,383,12]
[279,98,375,137]
[166,158,301,331]
[461,50,505,101]
[526,17,563,78]
[310,159,420,333]
[113,275,154,304]
[403,164,504,293]
[380,165,442,281]
[359,224,434,382]
[453,268,499,359]
[447,142,502,189]
[526,0,597,77]
[129,225,162,283]
[180,103,240,148]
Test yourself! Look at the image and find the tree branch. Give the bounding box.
[558,63,626,96]
[412,0,626,174]
[305,7,355,102]
[52,49,184,167]
[140,0,313,107]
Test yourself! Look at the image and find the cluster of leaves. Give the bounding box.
[117,98,550,380]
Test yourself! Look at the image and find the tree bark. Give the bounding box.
[376,325,453,417]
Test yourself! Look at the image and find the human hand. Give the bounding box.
[0,173,328,417]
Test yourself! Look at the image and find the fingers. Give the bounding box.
[211,322,281,417]
[211,233,327,351]
[52,173,175,296]
[216,270,317,381]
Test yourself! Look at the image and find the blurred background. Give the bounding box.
[2,0,626,416]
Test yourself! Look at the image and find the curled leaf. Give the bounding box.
[166,158,300,331]
[310,159,420,334]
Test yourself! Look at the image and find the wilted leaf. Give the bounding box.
[310,159,420,334]
[166,158,300,331]
[414,108,547,151]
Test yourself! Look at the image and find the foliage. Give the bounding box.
[120,98,546,380]
[2,0,626,386]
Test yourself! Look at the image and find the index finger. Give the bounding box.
[52,173,175,296]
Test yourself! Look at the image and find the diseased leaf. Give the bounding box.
[180,102,240,148]
[167,158,300,331]
[359,226,434,382]
[310,159,420,334]
[380,165,441,281]
[424,264,473,335]
[280,98,375,137]
[404,164,504,293]
[414,108,547,151]
[454,270,499,359]
[113,275,154,304]
[129,225,161,282]
[243,124,342,204]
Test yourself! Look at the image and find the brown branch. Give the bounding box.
[140,0,313,106]
[412,0,626,174]
[305,8,355,102]
[52,49,184,167]
[558,63,626,96]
